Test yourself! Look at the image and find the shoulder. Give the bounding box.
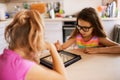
[99,37,110,42]
[0,49,36,79]
[25,64,67,80]
[92,36,99,39]
[98,37,119,46]
[25,64,46,80]
[4,49,35,68]
[98,37,108,43]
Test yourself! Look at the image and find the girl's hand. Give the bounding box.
[54,40,62,51]
[44,41,53,50]
[84,48,100,54]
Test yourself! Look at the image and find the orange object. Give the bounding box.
[97,6,102,12]
[30,3,46,14]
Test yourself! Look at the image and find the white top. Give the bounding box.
[66,50,120,80]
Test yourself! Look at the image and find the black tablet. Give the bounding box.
[40,50,81,69]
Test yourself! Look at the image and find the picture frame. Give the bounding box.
[40,50,81,69]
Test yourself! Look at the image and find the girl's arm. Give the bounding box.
[85,45,120,54]
[25,42,67,80]
[55,37,76,50]
[84,37,120,54]
[98,46,120,54]
[99,37,119,46]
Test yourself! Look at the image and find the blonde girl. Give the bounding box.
[0,10,67,80]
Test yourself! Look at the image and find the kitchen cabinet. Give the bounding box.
[44,21,63,43]
[45,17,120,40]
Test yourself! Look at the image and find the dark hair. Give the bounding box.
[69,7,107,39]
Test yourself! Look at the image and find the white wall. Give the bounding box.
[63,0,102,15]
[5,0,102,16]
[0,3,7,11]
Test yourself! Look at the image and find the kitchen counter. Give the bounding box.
[1,17,120,23]
[65,49,120,80]
[0,18,12,24]
[44,17,76,21]
[0,18,76,23]
[44,17,120,21]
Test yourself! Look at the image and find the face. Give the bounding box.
[77,19,93,38]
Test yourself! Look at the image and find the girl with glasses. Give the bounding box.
[55,7,119,53]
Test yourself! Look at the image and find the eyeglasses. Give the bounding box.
[76,25,92,32]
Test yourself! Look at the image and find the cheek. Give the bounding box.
[89,29,94,34]
[79,30,85,34]
[84,29,93,36]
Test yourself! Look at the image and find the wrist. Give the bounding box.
[58,46,63,51]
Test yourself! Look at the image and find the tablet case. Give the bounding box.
[40,50,81,69]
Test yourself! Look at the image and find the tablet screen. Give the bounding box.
[40,50,81,69]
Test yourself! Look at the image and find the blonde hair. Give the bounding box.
[5,10,45,62]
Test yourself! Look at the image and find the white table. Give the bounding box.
[66,50,120,80]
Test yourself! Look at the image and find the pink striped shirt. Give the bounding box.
[76,34,99,48]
